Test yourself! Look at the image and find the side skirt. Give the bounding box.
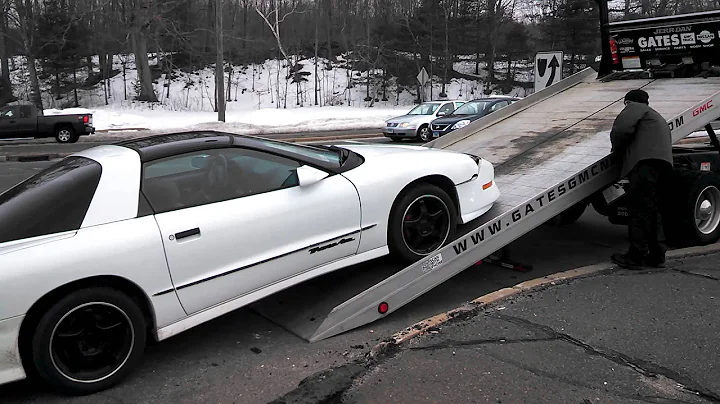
[153,246,389,341]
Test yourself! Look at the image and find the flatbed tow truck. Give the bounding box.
[248,5,720,343]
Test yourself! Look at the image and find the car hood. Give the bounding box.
[336,143,437,159]
[432,114,484,125]
[386,114,430,124]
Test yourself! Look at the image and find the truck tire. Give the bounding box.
[547,200,588,227]
[55,126,78,143]
[663,170,720,247]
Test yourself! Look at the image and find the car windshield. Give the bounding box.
[407,103,441,115]
[251,137,343,165]
[452,101,493,115]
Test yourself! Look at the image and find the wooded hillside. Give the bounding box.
[0,0,717,113]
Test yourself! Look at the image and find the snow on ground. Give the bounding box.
[9,53,532,135]
[43,105,410,134]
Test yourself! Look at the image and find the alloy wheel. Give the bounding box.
[49,302,135,384]
[57,129,72,142]
[401,195,451,255]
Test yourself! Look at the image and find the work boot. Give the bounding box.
[645,249,666,268]
[611,251,645,270]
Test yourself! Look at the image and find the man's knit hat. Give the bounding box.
[624,89,649,104]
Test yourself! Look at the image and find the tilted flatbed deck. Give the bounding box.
[250,68,720,342]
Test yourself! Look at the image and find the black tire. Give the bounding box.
[30,287,147,395]
[663,170,720,247]
[55,126,78,143]
[416,125,431,142]
[388,183,458,263]
[547,200,588,227]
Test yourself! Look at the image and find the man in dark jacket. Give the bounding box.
[610,89,673,269]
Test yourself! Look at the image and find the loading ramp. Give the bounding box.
[249,67,720,343]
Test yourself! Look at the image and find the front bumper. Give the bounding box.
[430,125,457,138]
[383,127,417,138]
[455,158,500,224]
[0,315,26,387]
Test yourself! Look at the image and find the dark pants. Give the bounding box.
[626,159,672,260]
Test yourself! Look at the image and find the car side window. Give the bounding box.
[142,147,303,214]
[1,107,16,118]
[491,101,509,111]
[454,102,465,109]
[438,102,455,115]
[19,106,32,118]
[0,157,102,244]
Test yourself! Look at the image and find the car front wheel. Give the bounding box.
[417,125,431,142]
[30,287,147,395]
[388,183,458,263]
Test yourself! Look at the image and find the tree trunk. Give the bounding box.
[0,11,11,94]
[26,54,43,112]
[131,31,158,102]
[314,0,319,105]
[86,56,93,77]
[326,0,332,61]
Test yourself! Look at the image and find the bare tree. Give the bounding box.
[216,0,225,121]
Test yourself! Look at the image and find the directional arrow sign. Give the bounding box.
[534,51,563,93]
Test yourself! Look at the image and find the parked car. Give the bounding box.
[384,100,466,142]
[0,104,95,143]
[0,130,499,395]
[430,97,520,138]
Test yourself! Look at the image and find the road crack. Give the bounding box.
[492,313,720,403]
[672,268,720,282]
[408,336,559,351]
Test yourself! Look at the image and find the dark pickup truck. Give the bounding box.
[0,104,95,143]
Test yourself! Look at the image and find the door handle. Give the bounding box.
[175,227,200,240]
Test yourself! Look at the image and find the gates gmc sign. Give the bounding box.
[608,10,720,70]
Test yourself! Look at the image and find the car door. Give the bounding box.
[14,106,36,137]
[142,146,362,315]
[0,106,20,139]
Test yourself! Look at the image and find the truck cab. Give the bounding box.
[0,104,95,143]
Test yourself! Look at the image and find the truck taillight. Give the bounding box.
[83,115,89,124]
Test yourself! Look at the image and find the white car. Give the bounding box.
[0,131,499,394]
[384,100,466,142]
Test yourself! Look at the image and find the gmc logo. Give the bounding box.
[693,100,714,117]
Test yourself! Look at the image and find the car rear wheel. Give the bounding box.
[388,183,457,263]
[55,126,78,143]
[30,287,147,395]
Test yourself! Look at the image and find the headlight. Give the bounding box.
[451,119,470,130]
[400,122,415,128]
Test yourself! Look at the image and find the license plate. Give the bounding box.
[602,183,625,204]
[387,129,393,133]
[433,132,440,137]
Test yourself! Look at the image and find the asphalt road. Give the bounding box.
[0,128,384,159]
[340,253,720,404]
[0,137,639,403]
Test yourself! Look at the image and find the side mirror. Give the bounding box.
[437,111,447,116]
[191,156,209,169]
[296,165,328,187]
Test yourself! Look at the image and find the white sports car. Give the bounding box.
[0,131,499,394]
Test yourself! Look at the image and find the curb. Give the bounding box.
[369,242,720,357]
[0,153,62,162]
